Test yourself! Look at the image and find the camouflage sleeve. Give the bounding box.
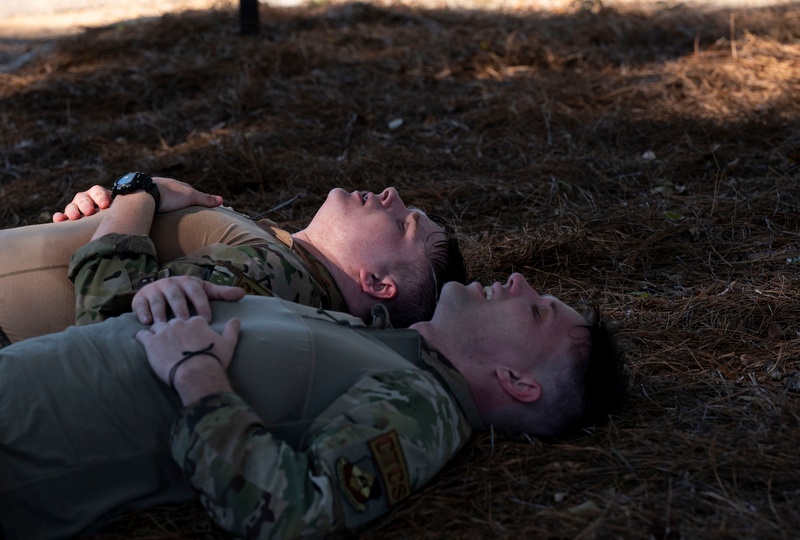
[164,243,327,308]
[68,233,160,326]
[171,370,472,539]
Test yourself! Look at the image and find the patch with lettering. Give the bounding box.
[368,430,410,507]
[336,456,380,512]
[235,274,273,297]
[210,262,273,297]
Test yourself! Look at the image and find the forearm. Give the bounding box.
[91,191,156,241]
[169,371,474,538]
[171,392,337,539]
[171,354,233,406]
[68,234,160,325]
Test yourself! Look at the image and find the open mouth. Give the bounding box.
[484,286,493,300]
[360,192,369,205]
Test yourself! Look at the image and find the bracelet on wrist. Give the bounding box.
[168,342,223,392]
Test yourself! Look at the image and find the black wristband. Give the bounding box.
[168,342,223,392]
[111,171,161,210]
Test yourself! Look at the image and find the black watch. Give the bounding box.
[111,172,161,209]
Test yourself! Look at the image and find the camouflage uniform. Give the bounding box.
[67,219,346,326]
[0,297,481,539]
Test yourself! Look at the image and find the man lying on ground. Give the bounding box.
[0,273,627,539]
[0,173,465,345]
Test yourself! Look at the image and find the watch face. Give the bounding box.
[116,172,139,188]
[111,171,159,207]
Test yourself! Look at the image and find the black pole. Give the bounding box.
[240,0,259,35]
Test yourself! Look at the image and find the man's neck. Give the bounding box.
[291,230,365,318]
[411,320,472,381]
[417,336,485,430]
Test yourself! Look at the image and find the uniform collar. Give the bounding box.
[259,221,348,313]
[306,305,484,430]
[418,339,485,430]
[342,316,484,430]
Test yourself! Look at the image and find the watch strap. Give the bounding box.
[112,172,161,209]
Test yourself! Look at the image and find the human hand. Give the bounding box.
[133,275,246,324]
[136,316,240,404]
[52,185,112,222]
[153,177,223,213]
[52,177,223,222]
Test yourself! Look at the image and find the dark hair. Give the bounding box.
[382,215,467,328]
[494,304,627,439]
[563,305,628,436]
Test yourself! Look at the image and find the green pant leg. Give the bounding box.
[0,313,191,539]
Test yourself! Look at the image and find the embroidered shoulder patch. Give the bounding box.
[336,457,378,512]
[368,430,411,507]
[211,262,273,297]
[236,274,273,297]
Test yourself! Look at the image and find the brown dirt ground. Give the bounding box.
[1,0,799,538]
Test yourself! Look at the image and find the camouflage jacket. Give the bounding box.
[170,300,483,539]
[67,222,347,326]
[0,295,480,539]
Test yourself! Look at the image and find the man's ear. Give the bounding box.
[358,269,398,300]
[496,368,541,403]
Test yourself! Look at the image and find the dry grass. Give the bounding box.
[2,0,799,537]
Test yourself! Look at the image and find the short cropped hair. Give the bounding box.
[382,215,467,328]
[489,305,628,438]
[570,305,628,433]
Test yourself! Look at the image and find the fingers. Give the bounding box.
[54,178,224,224]
[138,315,237,395]
[52,202,85,222]
[135,329,152,346]
[52,185,112,222]
[196,192,224,208]
[132,286,167,324]
[133,280,195,323]
[185,186,224,208]
[203,282,246,302]
[55,178,224,220]
[152,177,224,213]
[222,317,241,343]
[83,185,113,211]
[64,201,92,221]
[132,293,156,324]
[179,278,213,321]
[132,277,243,324]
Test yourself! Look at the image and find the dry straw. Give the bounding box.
[1,0,798,537]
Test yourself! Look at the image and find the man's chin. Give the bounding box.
[311,188,347,218]
[439,281,469,303]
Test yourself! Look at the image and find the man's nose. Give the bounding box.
[507,272,537,298]
[381,187,406,211]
